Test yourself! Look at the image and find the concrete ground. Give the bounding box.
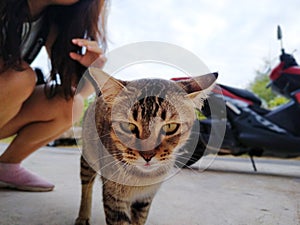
[0,143,299,225]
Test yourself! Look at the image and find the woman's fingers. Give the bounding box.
[69,52,82,61]
[70,38,106,67]
[72,39,103,54]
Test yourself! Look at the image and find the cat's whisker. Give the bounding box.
[83,136,101,141]
[173,154,200,164]
[173,152,201,161]
[88,156,106,170]
[174,155,203,166]
[85,152,123,169]
[118,163,130,183]
[173,159,199,175]
[173,152,190,158]
[83,132,111,141]
[98,152,123,160]
[102,162,125,186]
[86,157,119,176]
[97,158,121,173]
[98,132,111,139]
[173,150,188,156]
[103,163,122,182]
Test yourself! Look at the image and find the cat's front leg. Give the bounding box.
[103,198,132,225]
[75,156,97,225]
[131,199,153,225]
[102,182,132,225]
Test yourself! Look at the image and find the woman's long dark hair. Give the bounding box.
[0,0,108,99]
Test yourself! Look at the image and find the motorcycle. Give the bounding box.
[176,25,300,171]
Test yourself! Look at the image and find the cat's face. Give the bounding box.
[90,68,217,177]
[110,79,197,174]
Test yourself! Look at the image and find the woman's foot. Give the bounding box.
[0,162,54,192]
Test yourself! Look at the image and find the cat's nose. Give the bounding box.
[139,150,156,162]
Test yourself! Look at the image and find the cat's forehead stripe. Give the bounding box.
[132,96,167,121]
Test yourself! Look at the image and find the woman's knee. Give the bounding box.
[54,94,84,126]
[0,66,36,105]
[0,66,36,127]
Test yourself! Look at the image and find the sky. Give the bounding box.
[105,0,300,87]
[33,0,300,88]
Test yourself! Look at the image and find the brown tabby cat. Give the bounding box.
[75,67,217,225]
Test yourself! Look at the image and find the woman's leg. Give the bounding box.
[0,64,36,128]
[0,85,83,162]
[0,84,84,191]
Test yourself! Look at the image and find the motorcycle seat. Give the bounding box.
[219,84,262,106]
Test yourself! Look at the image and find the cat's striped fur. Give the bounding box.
[75,68,217,225]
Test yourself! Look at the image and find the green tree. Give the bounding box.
[74,94,96,126]
[248,59,288,108]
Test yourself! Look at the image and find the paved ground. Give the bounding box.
[0,143,299,225]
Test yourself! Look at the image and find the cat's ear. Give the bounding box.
[176,72,218,106]
[88,67,126,103]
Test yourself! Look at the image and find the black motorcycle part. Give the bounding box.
[271,73,300,98]
[175,122,205,168]
[280,53,298,68]
[234,110,300,158]
[266,100,300,136]
[176,118,246,168]
[219,84,262,106]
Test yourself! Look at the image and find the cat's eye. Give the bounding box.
[161,123,180,136]
[120,122,138,135]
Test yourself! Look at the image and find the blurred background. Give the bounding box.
[33,0,300,88]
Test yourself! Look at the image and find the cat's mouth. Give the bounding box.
[133,159,160,168]
[136,157,172,172]
[142,161,159,169]
[119,148,173,173]
[144,162,151,167]
[135,162,162,173]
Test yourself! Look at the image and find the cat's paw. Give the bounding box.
[75,217,90,225]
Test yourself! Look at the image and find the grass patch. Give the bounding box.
[0,136,14,144]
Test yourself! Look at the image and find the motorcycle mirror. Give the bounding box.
[277,25,285,53]
[277,25,283,40]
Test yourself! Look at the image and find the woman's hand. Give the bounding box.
[69,38,106,68]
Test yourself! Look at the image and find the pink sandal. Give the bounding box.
[0,162,54,192]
